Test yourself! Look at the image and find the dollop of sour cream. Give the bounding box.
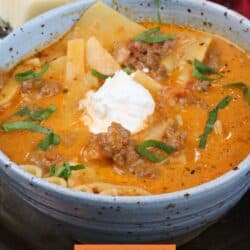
[79,70,155,134]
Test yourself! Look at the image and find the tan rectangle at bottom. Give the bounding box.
[75,244,176,250]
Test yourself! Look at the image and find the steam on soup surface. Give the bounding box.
[0,2,249,196]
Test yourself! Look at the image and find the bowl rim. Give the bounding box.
[0,0,250,204]
[1,152,250,204]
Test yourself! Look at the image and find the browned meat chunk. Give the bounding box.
[126,162,159,179]
[178,94,208,109]
[21,79,62,98]
[85,122,140,167]
[85,122,186,178]
[192,80,211,92]
[113,40,173,81]
[163,120,187,150]
[156,85,188,111]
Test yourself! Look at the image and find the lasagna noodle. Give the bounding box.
[73,182,151,196]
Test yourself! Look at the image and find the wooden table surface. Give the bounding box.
[0,191,249,250]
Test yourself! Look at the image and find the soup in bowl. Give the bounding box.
[0,0,249,246]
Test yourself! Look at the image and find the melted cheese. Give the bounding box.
[80,70,155,134]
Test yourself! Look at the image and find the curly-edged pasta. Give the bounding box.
[73,182,151,196]
[68,167,97,188]
[20,164,43,178]
[44,177,67,187]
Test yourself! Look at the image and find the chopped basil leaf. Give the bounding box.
[13,105,56,122]
[38,132,60,151]
[13,107,31,117]
[193,59,221,81]
[15,62,49,82]
[2,105,59,150]
[199,96,232,148]
[140,34,174,43]
[91,69,111,80]
[193,68,216,81]
[216,96,232,109]
[194,59,219,75]
[155,0,162,23]
[2,121,51,134]
[223,82,250,105]
[54,164,66,178]
[123,66,132,75]
[133,26,174,44]
[92,67,132,80]
[52,162,85,180]
[70,164,86,171]
[137,139,175,163]
[49,164,56,176]
[15,70,34,81]
[63,163,71,180]
[30,105,56,122]
[134,26,160,40]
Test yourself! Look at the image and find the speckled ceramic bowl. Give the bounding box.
[0,1,249,248]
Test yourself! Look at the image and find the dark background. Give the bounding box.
[0,192,249,250]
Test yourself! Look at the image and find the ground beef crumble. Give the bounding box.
[113,40,173,81]
[21,79,62,98]
[84,121,187,178]
[163,120,187,150]
[84,123,160,178]
[84,122,140,167]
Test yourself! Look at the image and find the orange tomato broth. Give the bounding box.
[0,22,249,194]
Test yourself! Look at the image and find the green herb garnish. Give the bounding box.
[123,66,132,75]
[50,162,85,180]
[137,139,175,163]
[15,105,56,122]
[91,67,133,80]
[155,0,162,23]
[193,59,222,81]
[29,105,56,122]
[2,121,51,134]
[38,132,61,151]
[223,82,250,105]
[2,105,60,150]
[15,62,49,82]
[13,107,31,117]
[133,26,174,44]
[91,69,111,80]
[199,96,232,148]
[49,164,56,176]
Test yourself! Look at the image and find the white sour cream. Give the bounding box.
[80,70,155,134]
